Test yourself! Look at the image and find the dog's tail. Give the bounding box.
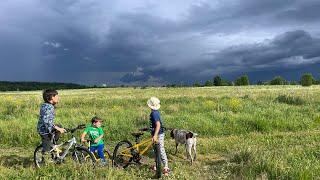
[193,133,198,137]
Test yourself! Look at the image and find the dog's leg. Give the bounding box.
[187,140,193,164]
[174,142,178,154]
[185,144,189,160]
[188,145,193,164]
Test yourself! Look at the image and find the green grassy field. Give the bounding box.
[0,86,320,179]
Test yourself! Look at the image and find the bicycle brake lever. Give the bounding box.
[139,127,149,131]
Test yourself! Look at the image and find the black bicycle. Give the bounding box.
[34,124,96,168]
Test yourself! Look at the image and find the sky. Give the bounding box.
[0,0,320,85]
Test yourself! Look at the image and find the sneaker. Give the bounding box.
[163,168,170,176]
[100,160,108,167]
[150,165,156,171]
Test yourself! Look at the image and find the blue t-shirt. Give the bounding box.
[149,110,164,135]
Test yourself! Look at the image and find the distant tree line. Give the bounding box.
[1,73,318,91]
[0,81,87,91]
[191,73,319,87]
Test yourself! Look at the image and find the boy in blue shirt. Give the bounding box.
[147,97,170,176]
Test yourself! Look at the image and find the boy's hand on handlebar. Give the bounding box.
[57,127,67,134]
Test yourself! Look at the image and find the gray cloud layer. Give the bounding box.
[0,0,319,85]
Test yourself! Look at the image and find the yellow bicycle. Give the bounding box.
[112,128,162,178]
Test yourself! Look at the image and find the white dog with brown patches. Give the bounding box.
[170,129,197,164]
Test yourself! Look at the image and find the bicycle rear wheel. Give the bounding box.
[34,145,54,168]
[154,143,162,178]
[72,146,96,167]
[113,140,133,168]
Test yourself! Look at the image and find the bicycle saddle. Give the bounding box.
[131,132,144,137]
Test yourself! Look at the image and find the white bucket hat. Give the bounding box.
[147,97,161,110]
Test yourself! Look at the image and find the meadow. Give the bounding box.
[0,86,320,179]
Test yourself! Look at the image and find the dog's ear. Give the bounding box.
[170,130,174,139]
[186,132,193,139]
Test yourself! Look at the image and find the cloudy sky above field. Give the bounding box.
[1,0,320,85]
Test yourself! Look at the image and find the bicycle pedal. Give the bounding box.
[55,148,62,153]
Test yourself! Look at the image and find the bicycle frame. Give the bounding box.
[119,138,154,158]
[85,141,112,161]
[34,124,94,168]
[112,130,162,178]
[51,136,77,160]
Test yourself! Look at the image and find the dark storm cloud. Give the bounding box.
[122,30,320,84]
[196,30,320,74]
[0,0,320,84]
[275,1,320,22]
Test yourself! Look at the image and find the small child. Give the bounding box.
[147,97,170,176]
[81,116,107,166]
[37,89,66,152]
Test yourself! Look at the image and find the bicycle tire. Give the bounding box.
[154,143,162,178]
[34,145,53,168]
[113,140,133,168]
[72,146,96,167]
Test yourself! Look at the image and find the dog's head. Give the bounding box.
[186,132,194,139]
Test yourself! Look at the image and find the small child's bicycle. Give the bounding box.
[34,124,96,168]
[112,128,162,178]
[82,140,113,166]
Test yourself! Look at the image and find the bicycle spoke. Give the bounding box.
[71,147,96,167]
[113,140,133,168]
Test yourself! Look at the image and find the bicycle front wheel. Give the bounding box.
[113,140,133,168]
[72,146,96,167]
[154,143,162,178]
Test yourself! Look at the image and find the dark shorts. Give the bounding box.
[40,134,54,152]
[40,127,62,152]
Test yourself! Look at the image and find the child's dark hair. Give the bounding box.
[91,116,102,124]
[43,89,58,103]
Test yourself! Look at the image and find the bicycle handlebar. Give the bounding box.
[138,127,168,132]
[65,124,86,133]
[139,127,149,131]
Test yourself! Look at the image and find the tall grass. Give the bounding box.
[0,86,320,179]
